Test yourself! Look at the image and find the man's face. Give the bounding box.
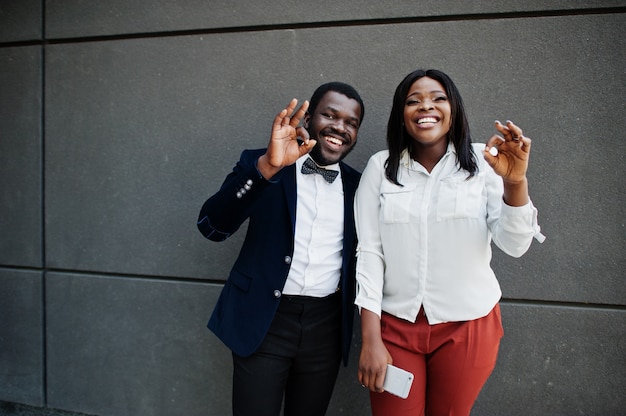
[304,91,362,166]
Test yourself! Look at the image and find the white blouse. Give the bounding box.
[354,143,543,324]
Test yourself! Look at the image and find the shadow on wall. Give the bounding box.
[0,401,95,416]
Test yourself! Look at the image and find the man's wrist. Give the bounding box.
[256,154,280,180]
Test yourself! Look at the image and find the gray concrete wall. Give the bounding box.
[1,1,624,415]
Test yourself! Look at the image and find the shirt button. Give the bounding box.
[273,290,282,298]
[284,256,291,264]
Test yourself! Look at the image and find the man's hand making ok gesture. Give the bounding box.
[257,99,317,179]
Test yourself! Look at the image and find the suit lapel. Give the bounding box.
[281,164,298,234]
[339,163,358,268]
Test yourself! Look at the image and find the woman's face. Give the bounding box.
[403,76,452,149]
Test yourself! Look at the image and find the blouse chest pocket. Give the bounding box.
[436,172,485,221]
[380,182,416,224]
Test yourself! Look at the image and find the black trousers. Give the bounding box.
[232,292,342,416]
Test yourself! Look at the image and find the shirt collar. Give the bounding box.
[400,141,455,170]
[297,154,340,172]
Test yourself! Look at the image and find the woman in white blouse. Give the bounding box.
[355,69,543,415]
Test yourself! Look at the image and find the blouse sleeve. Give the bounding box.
[353,153,387,317]
[483,153,545,257]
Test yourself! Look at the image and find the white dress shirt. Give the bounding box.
[354,143,543,324]
[282,155,344,297]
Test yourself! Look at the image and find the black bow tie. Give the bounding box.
[301,157,339,183]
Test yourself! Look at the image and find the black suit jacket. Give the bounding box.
[197,149,361,364]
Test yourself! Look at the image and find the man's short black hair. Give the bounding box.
[308,82,365,123]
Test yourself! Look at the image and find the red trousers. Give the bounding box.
[370,304,503,416]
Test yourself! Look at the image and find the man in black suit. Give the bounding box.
[197,82,364,416]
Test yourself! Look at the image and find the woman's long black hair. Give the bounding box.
[385,69,478,185]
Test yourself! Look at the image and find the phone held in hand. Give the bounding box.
[382,364,414,399]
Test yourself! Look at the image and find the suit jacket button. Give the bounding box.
[284,256,292,264]
[273,290,282,298]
